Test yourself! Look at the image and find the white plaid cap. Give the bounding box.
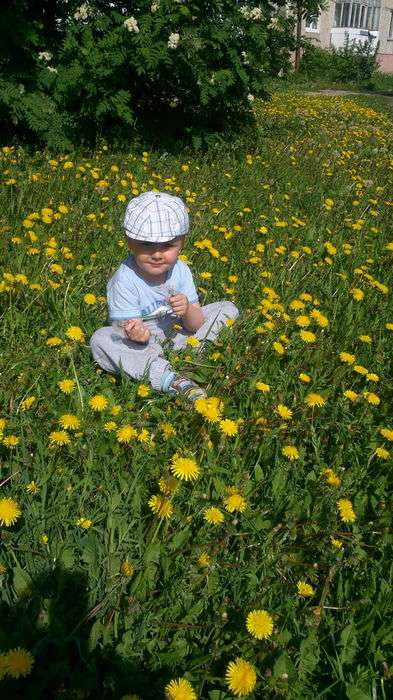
[123,191,189,242]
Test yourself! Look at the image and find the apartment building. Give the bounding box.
[303,0,393,72]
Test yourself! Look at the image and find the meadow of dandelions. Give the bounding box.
[1,93,393,698]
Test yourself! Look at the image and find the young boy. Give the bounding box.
[90,191,239,402]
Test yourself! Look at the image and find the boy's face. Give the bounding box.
[126,235,184,282]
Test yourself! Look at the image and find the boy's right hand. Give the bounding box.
[123,319,151,344]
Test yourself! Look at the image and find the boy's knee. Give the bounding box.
[90,327,110,351]
[222,300,239,319]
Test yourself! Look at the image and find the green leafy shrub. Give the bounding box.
[300,37,378,85]
[0,1,294,150]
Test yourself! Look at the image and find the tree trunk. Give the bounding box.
[295,2,303,71]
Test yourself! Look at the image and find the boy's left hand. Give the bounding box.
[169,293,189,317]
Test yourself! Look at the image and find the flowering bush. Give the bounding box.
[0,0,294,149]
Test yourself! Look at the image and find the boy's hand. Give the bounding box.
[169,293,189,317]
[123,319,151,344]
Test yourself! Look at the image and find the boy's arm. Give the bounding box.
[113,318,151,343]
[182,303,204,332]
[169,295,204,332]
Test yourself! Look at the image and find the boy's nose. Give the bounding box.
[151,249,162,259]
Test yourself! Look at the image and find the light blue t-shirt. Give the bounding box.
[107,256,199,322]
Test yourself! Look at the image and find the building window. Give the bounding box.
[334,1,381,31]
[305,14,320,32]
[389,10,393,38]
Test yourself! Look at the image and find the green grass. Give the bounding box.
[0,92,393,699]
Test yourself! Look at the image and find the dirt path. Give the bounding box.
[306,88,393,103]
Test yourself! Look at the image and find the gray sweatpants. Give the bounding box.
[90,301,239,391]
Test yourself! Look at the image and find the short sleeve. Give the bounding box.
[178,262,199,304]
[107,273,141,321]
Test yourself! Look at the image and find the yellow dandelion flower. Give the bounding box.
[89,394,109,411]
[246,609,274,640]
[337,498,356,523]
[104,421,117,432]
[65,325,85,342]
[353,364,368,375]
[331,537,343,549]
[4,648,34,678]
[148,495,174,519]
[49,430,71,446]
[137,429,150,443]
[340,352,356,364]
[58,414,81,431]
[295,315,310,327]
[186,336,200,347]
[110,404,122,416]
[83,293,97,305]
[171,455,200,482]
[136,384,150,397]
[219,418,239,436]
[359,335,372,344]
[323,468,342,488]
[20,396,36,411]
[194,396,223,423]
[3,435,20,447]
[380,428,393,441]
[366,373,379,382]
[57,378,76,393]
[224,491,246,513]
[386,323,393,330]
[304,393,326,408]
[363,391,380,406]
[160,422,177,439]
[26,481,39,495]
[343,389,358,402]
[273,341,285,354]
[121,560,135,577]
[76,517,92,529]
[297,580,315,597]
[351,288,364,301]
[158,476,179,496]
[225,657,257,697]
[275,404,293,420]
[298,373,311,383]
[375,447,390,459]
[299,330,316,343]
[282,445,299,461]
[203,507,224,525]
[117,425,138,443]
[46,336,63,347]
[290,299,305,310]
[254,379,272,395]
[0,498,22,527]
[197,552,211,568]
[165,678,197,700]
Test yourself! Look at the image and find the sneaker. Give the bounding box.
[167,373,207,402]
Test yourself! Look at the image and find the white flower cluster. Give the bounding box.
[151,1,160,11]
[168,32,180,49]
[124,16,139,33]
[247,93,255,103]
[38,51,52,62]
[239,5,262,21]
[74,3,91,21]
[241,51,250,65]
[268,17,279,29]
